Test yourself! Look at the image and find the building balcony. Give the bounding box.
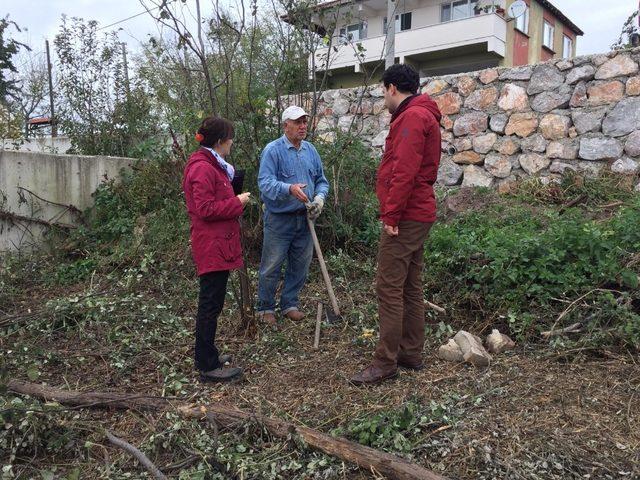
[311,13,507,74]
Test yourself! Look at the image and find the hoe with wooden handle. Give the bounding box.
[306,214,341,321]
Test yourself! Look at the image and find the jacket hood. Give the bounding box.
[392,93,442,123]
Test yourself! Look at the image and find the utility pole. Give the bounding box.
[121,42,131,98]
[45,40,57,137]
[385,0,396,69]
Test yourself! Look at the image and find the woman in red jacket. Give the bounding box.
[183,116,251,383]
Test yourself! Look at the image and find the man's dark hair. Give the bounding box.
[197,116,235,148]
[381,64,420,94]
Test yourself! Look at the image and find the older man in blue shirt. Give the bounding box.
[257,106,330,326]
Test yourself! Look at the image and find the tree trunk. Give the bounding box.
[8,380,448,480]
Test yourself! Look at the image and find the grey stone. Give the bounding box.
[611,157,640,175]
[453,112,488,136]
[485,329,516,354]
[438,339,464,362]
[570,81,588,108]
[369,85,384,97]
[547,139,579,160]
[602,97,640,137]
[528,64,565,95]
[592,54,610,67]
[571,108,607,134]
[473,133,498,154]
[453,137,473,151]
[550,161,579,174]
[337,115,355,132]
[371,129,389,147]
[462,165,494,188]
[519,153,551,174]
[315,117,335,132]
[332,98,351,116]
[484,154,512,178]
[437,157,464,186]
[625,130,640,157]
[595,54,639,80]
[490,114,509,134]
[499,66,533,81]
[579,135,623,160]
[453,330,492,367]
[531,87,571,113]
[520,133,548,153]
[556,59,574,71]
[566,64,596,85]
[321,89,341,103]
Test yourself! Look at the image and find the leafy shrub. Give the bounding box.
[424,191,640,346]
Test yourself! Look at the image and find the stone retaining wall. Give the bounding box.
[304,47,640,191]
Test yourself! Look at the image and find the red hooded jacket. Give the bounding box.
[376,94,442,227]
[183,148,244,276]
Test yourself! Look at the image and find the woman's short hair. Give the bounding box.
[197,116,235,148]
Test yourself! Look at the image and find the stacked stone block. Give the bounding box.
[296,47,640,191]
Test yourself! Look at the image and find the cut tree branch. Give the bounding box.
[105,431,168,480]
[8,380,449,480]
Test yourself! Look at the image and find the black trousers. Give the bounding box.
[195,270,230,372]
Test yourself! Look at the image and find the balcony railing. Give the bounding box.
[312,13,507,72]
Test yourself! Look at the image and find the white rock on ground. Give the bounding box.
[453,330,492,367]
[485,329,516,354]
[438,339,464,362]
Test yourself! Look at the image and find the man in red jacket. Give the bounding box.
[351,64,442,385]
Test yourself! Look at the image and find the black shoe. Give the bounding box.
[397,359,425,371]
[199,367,242,383]
[219,354,233,365]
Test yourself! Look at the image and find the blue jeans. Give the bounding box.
[257,210,314,314]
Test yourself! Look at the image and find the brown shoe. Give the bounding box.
[349,365,398,386]
[285,310,305,321]
[397,358,425,371]
[262,312,277,328]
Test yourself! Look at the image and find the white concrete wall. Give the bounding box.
[0,150,134,252]
[1,136,72,154]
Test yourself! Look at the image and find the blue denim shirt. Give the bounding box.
[258,135,330,214]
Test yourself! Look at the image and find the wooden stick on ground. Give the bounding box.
[8,380,448,480]
[541,322,583,340]
[105,431,168,480]
[313,302,323,350]
[425,300,446,314]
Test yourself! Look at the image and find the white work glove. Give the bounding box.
[306,195,324,221]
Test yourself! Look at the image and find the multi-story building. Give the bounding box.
[287,0,583,88]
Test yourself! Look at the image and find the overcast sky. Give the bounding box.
[4,0,638,60]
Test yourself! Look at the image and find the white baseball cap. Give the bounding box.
[282,105,308,122]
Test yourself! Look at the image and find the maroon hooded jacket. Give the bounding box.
[376,94,442,227]
[183,148,244,276]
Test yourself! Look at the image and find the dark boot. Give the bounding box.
[349,364,398,386]
[218,354,233,365]
[397,357,425,371]
[199,367,242,383]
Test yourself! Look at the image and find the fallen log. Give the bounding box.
[8,380,448,480]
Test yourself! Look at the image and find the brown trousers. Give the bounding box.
[373,221,433,370]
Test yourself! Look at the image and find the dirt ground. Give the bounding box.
[3,261,640,480]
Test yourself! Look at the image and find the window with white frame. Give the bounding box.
[543,20,555,50]
[562,35,573,58]
[514,5,529,34]
[441,0,479,23]
[339,22,367,42]
[383,12,412,33]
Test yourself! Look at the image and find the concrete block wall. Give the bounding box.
[0,150,134,252]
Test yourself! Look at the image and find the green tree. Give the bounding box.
[54,16,156,157]
[0,15,29,104]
